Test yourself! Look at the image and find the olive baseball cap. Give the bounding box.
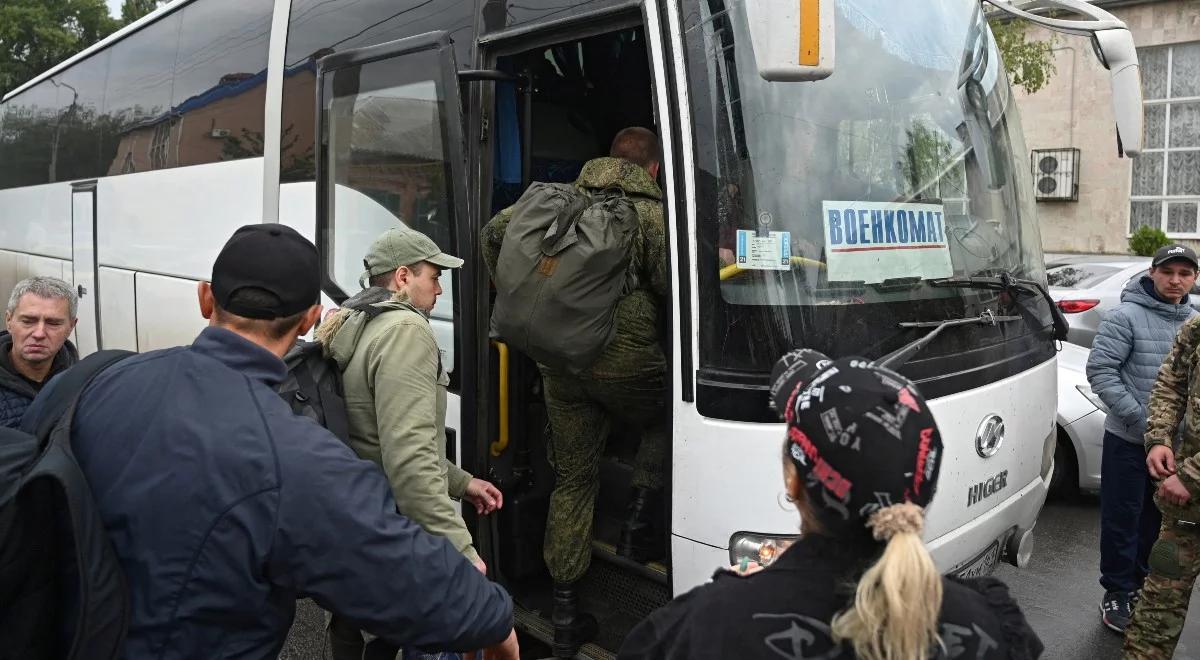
[359,226,464,288]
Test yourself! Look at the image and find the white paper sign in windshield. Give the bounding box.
[822,201,953,284]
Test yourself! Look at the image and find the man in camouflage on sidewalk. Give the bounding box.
[481,127,669,658]
[1125,314,1200,658]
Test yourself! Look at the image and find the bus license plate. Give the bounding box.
[954,542,1001,579]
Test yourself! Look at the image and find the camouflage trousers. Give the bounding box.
[541,370,667,583]
[1124,521,1200,659]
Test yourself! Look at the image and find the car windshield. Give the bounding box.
[1047,264,1124,289]
[682,0,1054,418]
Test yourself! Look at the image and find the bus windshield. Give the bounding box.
[683,0,1051,415]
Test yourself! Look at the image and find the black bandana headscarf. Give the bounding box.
[769,349,944,537]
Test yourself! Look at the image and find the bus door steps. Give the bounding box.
[590,539,668,586]
[514,606,615,660]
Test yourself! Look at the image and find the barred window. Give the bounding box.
[1131,42,1200,237]
[149,120,172,170]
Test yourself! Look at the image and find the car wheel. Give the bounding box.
[1049,429,1079,499]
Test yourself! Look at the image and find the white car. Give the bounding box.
[1054,341,1107,495]
[1048,258,1200,348]
[1048,260,1151,348]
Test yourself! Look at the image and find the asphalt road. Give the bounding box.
[996,493,1200,660]
[280,494,1200,659]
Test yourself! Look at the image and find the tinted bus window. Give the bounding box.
[479,0,630,33]
[279,0,475,183]
[0,82,63,188]
[54,51,111,183]
[170,0,273,166]
[101,11,182,175]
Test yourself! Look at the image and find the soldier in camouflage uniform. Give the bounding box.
[1125,313,1200,658]
[481,127,669,657]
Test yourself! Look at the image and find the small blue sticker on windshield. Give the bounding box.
[736,230,791,270]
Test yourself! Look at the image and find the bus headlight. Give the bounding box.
[729,532,799,567]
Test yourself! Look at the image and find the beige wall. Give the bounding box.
[1015,0,1200,254]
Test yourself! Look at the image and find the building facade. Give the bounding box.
[1015,0,1200,254]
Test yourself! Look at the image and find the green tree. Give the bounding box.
[120,0,165,25]
[990,19,1058,95]
[0,0,118,96]
[1130,225,1171,256]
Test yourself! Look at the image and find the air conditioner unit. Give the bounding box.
[1031,148,1080,202]
[209,128,231,138]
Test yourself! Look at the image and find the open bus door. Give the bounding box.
[313,31,481,513]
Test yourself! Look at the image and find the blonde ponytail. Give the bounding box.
[830,503,942,660]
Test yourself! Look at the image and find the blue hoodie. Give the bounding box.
[1087,275,1198,444]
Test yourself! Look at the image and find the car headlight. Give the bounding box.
[1076,384,1109,413]
[729,532,800,567]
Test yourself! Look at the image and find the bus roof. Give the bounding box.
[2,0,194,103]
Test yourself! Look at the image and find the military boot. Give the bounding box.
[552,580,598,658]
[616,486,665,563]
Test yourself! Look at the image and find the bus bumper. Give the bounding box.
[927,468,1050,576]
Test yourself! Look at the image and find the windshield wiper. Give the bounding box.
[875,309,1023,369]
[874,272,1070,370]
[929,272,1070,341]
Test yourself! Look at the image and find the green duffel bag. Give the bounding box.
[491,182,640,372]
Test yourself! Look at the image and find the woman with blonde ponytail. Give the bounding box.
[619,349,1043,660]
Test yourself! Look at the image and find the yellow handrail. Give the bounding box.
[490,340,510,457]
[719,256,826,281]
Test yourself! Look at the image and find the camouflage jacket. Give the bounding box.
[1145,315,1200,519]
[481,157,670,379]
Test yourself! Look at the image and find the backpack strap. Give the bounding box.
[30,350,135,441]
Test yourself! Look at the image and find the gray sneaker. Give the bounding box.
[1100,590,1133,634]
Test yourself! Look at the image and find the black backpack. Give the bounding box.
[279,340,351,444]
[0,349,135,660]
[277,289,401,444]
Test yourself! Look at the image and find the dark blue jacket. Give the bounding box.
[24,327,512,659]
[0,330,77,427]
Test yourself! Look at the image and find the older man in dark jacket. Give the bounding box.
[0,276,79,427]
[23,225,517,659]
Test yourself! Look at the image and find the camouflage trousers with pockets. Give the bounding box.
[541,369,666,584]
[1124,520,1200,659]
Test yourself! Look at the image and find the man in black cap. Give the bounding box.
[1087,243,1198,634]
[22,224,518,659]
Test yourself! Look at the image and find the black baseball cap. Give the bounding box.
[770,349,943,536]
[211,224,320,320]
[1152,244,1199,269]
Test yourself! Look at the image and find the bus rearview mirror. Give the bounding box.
[983,0,1143,157]
[1093,28,1143,157]
[744,0,835,82]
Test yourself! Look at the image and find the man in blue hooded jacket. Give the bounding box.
[1087,244,1199,635]
[22,224,518,659]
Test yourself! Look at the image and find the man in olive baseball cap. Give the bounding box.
[321,225,502,660]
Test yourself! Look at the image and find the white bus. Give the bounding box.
[0,0,1143,654]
